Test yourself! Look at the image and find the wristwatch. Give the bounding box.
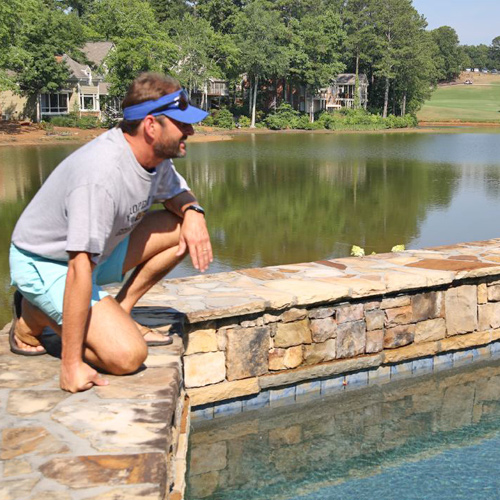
[183,204,205,216]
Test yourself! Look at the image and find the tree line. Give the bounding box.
[1,0,497,124]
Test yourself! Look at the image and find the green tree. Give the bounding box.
[56,0,95,17]
[194,0,244,34]
[489,36,500,69]
[105,37,177,97]
[167,13,238,105]
[431,26,463,81]
[83,0,178,97]
[148,0,192,23]
[12,0,85,100]
[370,0,425,118]
[393,29,438,115]
[0,0,25,89]
[342,0,376,109]
[232,0,290,127]
[289,7,345,118]
[83,0,158,39]
[462,44,489,70]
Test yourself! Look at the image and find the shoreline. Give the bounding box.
[1,121,499,148]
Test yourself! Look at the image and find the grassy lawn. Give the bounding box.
[418,74,500,123]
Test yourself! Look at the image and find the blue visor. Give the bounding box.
[123,89,208,124]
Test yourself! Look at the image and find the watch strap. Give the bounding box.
[184,204,205,216]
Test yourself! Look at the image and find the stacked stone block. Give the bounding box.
[184,281,500,409]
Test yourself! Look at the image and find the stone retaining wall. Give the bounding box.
[139,239,500,419]
[185,284,500,416]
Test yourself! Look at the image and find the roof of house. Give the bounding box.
[63,54,91,81]
[336,73,368,85]
[82,42,114,67]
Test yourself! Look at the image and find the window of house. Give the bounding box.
[40,93,69,114]
[80,93,98,112]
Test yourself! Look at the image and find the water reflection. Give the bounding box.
[0,145,77,325]
[178,133,460,268]
[1,132,500,326]
[186,360,500,500]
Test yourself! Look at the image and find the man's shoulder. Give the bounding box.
[64,129,128,172]
[50,128,130,194]
[74,128,125,158]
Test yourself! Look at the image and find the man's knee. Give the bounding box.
[105,340,148,375]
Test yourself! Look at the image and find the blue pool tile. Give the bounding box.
[320,376,345,395]
[368,366,391,384]
[213,399,242,418]
[191,404,214,421]
[270,386,296,407]
[491,341,500,358]
[434,353,453,371]
[345,370,368,389]
[453,349,474,366]
[242,390,270,411]
[390,361,413,380]
[412,357,434,375]
[474,345,491,360]
[296,380,321,400]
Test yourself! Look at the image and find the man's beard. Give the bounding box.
[153,135,186,159]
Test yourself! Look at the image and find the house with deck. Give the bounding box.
[302,73,369,117]
[191,78,230,110]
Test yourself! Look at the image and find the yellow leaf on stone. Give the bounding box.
[351,245,365,257]
[391,244,405,252]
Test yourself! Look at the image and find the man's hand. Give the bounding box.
[176,210,213,272]
[60,360,108,393]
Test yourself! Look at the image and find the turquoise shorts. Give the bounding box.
[9,237,130,325]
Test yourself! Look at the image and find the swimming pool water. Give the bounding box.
[187,359,500,500]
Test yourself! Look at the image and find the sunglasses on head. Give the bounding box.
[151,89,189,115]
[123,87,206,122]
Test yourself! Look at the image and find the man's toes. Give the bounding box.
[15,336,44,352]
[142,330,167,342]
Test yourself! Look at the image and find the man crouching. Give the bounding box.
[9,72,212,392]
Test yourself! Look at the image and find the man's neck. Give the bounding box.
[123,132,161,170]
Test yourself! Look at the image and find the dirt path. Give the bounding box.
[0,122,238,147]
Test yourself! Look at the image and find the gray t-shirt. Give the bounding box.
[12,127,190,263]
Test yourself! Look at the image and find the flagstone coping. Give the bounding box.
[106,239,500,324]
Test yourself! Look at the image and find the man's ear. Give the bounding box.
[142,115,158,142]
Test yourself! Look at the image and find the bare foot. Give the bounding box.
[12,334,46,353]
[134,321,170,343]
[13,317,46,353]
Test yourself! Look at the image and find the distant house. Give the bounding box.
[0,41,114,122]
[0,70,33,121]
[191,78,230,110]
[39,41,114,121]
[302,73,369,118]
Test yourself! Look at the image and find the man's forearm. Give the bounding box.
[164,191,199,217]
[61,253,93,367]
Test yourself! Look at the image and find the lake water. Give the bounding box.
[1,129,500,325]
[186,359,500,500]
